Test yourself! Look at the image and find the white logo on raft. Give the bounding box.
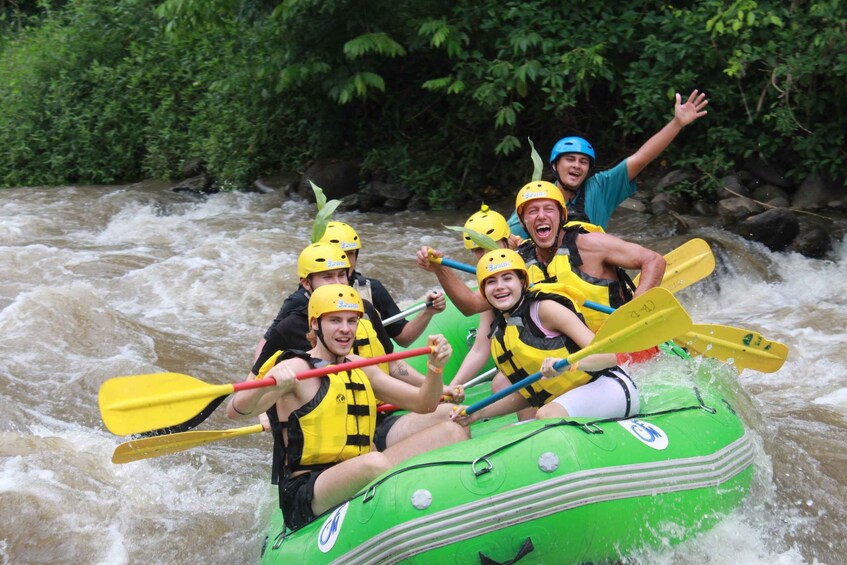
[618,419,669,450]
[318,502,349,553]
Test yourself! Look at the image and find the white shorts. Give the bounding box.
[551,367,639,419]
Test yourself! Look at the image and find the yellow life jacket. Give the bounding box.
[489,291,593,407]
[565,219,605,233]
[260,350,377,473]
[517,229,634,332]
[355,316,389,373]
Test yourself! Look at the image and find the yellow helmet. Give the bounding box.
[297,242,351,279]
[320,221,362,252]
[515,180,567,222]
[476,249,528,292]
[462,204,511,249]
[308,284,364,322]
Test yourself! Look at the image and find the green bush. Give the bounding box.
[1,0,844,201]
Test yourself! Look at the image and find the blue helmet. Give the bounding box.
[549,136,595,169]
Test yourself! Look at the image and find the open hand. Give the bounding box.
[675,89,709,127]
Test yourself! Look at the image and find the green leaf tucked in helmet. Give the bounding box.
[309,180,343,243]
[528,137,543,182]
[444,225,499,251]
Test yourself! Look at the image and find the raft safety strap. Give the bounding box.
[471,457,493,477]
[318,386,720,528]
[270,529,286,551]
[479,537,535,565]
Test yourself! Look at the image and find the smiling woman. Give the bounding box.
[450,248,634,425]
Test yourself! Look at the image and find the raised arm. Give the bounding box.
[415,246,489,315]
[626,89,709,180]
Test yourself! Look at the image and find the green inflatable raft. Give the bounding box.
[257,300,755,564]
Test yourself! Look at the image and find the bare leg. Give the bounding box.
[311,452,392,516]
[385,403,460,447]
[536,402,569,419]
[311,419,468,516]
[382,420,469,462]
[491,373,537,421]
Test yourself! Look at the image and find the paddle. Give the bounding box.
[582,301,787,373]
[112,424,266,464]
[633,238,715,293]
[431,238,716,294]
[99,346,434,436]
[111,401,403,464]
[429,255,476,275]
[464,367,498,388]
[382,300,433,326]
[675,324,788,373]
[461,287,692,416]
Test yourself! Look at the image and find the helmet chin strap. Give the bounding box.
[315,319,346,364]
[506,291,526,317]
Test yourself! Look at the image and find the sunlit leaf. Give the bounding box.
[309,181,342,243]
[310,180,327,211]
[528,137,543,181]
[444,225,499,251]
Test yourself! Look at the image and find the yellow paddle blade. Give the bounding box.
[464,287,692,416]
[111,424,265,464]
[580,287,693,359]
[634,238,715,293]
[675,324,788,373]
[99,372,235,436]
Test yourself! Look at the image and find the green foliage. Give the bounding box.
[528,138,543,182]
[0,0,844,199]
[309,181,343,243]
[444,225,499,251]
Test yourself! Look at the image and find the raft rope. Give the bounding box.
[271,385,719,546]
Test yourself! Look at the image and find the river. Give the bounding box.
[1,182,845,564]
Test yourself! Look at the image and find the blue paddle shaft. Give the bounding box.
[465,358,571,416]
[439,257,476,274]
[583,300,614,314]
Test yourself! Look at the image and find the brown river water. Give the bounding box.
[1,182,845,564]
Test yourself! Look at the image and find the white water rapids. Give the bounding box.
[1,182,845,564]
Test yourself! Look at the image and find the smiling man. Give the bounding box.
[508,89,709,236]
[228,285,467,533]
[514,181,666,332]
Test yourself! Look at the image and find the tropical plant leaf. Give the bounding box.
[528,137,543,181]
[310,180,327,211]
[444,225,499,251]
[309,181,342,243]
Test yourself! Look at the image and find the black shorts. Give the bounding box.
[373,412,402,452]
[279,470,324,532]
